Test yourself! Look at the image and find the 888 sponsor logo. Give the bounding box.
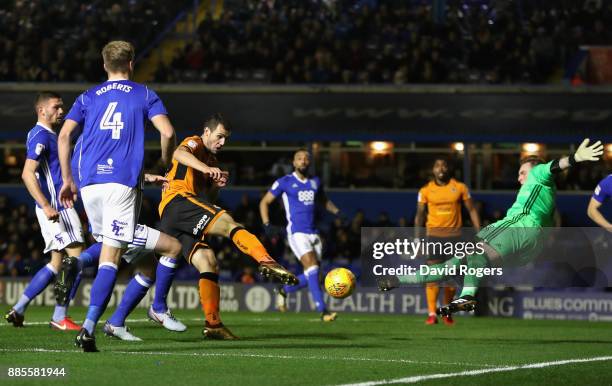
[298,190,315,204]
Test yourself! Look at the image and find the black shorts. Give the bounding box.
[160,194,226,263]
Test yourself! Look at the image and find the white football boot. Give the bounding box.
[103,322,142,341]
[147,306,187,332]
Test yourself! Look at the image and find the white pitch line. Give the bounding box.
[0,318,198,327]
[338,356,612,386]
[0,348,491,368]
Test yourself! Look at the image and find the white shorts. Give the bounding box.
[81,183,139,246]
[123,224,160,264]
[35,206,85,253]
[287,232,322,260]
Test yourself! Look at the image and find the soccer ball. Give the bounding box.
[324,268,356,299]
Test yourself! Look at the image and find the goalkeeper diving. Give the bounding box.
[378,139,604,316]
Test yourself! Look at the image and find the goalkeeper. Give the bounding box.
[379,139,604,316]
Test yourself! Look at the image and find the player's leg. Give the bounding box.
[52,205,86,306]
[6,206,63,326]
[5,250,62,327]
[104,254,156,341]
[442,283,457,325]
[190,245,238,340]
[208,212,297,285]
[437,234,508,316]
[49,242,84,331]
[146,230,185,331]
[289,233,335,321]
[275,232,309,312]
[77,183,135,352]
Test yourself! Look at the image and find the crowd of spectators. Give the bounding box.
[1,1,611,84]
[0,0,190,82]
[157,0,612,84]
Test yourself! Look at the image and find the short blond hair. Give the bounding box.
[102,41,135,73]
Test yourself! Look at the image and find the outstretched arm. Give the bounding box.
[551,139,603,173]
[173,146,223,179]
[324,199,340,216]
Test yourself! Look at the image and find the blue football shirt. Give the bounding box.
[65,80,167,188]
[269,172,322,235]
[26,123,63,210]
[592,175,612,204]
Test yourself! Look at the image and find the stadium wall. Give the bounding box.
[2,85,612,142]
[1,278,611,322]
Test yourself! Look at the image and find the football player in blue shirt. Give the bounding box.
[587,174,612,231]
[58,41,177,351]
[5,92,85,331]
[260,149,342,321]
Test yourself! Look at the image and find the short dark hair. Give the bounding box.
[34,91,61,113]
[432,156,451,168]
[520,155,545,167]
[293,148,310,159]
[204,113,230,133]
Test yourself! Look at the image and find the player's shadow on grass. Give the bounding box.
[429,337,612,345]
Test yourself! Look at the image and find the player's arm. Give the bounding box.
[587,198,612,232]
[316,188,340,216]
[414,202,426,239]
[150,114,176,168]
[463,198,481,232]
[58,119,79,208]
[21,159,58,222]
[207,173,229,203]
[172,145,223,179]
[259,192,277,226]
[552,139,603,172]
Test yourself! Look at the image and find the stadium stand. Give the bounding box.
[0,0,190,82]
[1,1,610,84]
[156,0,612,84]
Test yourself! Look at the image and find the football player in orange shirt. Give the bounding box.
[415,158,481,325]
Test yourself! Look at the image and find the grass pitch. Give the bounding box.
[1,306,612,385]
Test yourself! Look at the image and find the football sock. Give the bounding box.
[152,256,177,313]
[230,227,275,264]
[459,253,489,297]
[444,285,457,304]
[78,242,102,270]
[283,273,307,293]
[305,266,325,312]
[83,263,117,335]
[199,272,222,327]
[426,282,439,316]
[68,272,82,301]
[52,305,67,322]
[14,263,57,314]
[108,273,153,327]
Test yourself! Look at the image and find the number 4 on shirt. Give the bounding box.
[100,102,124,139]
